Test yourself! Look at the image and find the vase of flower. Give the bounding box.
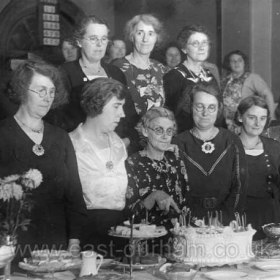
[0,169,42,278]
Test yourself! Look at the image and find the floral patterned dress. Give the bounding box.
[113,57,167,116]
[221,72,250,133]
[125,150,189,229]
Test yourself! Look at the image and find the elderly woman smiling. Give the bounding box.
[113,14,167,153]
[69,77,128,255]
[125,107,189,228]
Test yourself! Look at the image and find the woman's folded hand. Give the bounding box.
[142,190,181,214]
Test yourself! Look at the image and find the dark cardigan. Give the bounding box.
[47,60,137,143]
[0,117,87,256]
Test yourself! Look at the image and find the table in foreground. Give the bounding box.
[9,262,280,280]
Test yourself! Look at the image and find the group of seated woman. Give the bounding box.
[1,12,280,263]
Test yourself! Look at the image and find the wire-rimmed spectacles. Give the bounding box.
[147,126,175,136]
[193,103,217,114]
[187,40,210,48]
[83,36,109,45]
[28,88,56,98]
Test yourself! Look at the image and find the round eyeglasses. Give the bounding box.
[187,40,210,48]
[147,126,175,136]
[193,103,217,114]
[28,88,56,98]
[84,36,109,45]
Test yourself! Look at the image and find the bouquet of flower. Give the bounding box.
[0,169,43,244]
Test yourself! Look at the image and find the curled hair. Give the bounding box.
[222,49,249,74]
[124,14,165,46]
[9,59,67,109]
[177,24,210,50]
[234,95,270,127]
[136,107,177,139]
[73,15,110,46]
[80,77,126,118]
[190,81,223,118]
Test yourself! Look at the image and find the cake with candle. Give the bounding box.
[172,218,256,266]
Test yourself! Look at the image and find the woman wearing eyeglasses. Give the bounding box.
[0,60,87,261]
[113,14,167,153]
[59,15,136,144]
[125,107,189,229]
[163,24,221,133]
[173,82,247,225]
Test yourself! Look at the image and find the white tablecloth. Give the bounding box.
[9,262,280,280]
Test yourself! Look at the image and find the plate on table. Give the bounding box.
[108,228,167,239]
[257,257,280,262]
[203,270,248,280]
[252,260,280,271]
[19,258,82,273]
[78,272,131,280]
[111,257,166,270]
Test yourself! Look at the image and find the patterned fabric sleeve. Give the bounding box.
[125,156,146,218]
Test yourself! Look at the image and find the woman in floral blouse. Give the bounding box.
[113,14,167,153]
[125,107,189,229]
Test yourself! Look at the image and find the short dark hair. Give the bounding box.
[80,77,126,117]
[9,59,67,109]
[177,24,210,50]
[222,49,249,73]
[190,81,223,118]
[73,15,110,45]
[124,14,165,46]
[235,95,270,127]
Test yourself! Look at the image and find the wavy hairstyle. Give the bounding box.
[124,14,165,47]
[73,15,110,46]
[234,95,270,128]
[177,24,210,50]
[190,81,223,118]
[9,59,67,109]
[80,77,126,118]
[222,49,249,74]
[136,106,177,139]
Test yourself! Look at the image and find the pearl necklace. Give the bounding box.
[14,116,45,156]
[14,116,44,133]
[191,128,218,154]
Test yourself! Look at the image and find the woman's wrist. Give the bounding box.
[142,192,156,210]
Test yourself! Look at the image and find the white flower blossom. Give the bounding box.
[12,183,23,200]
[2,174,20,184]
[0,184,13,201]
[23,169,43,188]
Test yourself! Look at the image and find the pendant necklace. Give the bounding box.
[79,59,103,76]
[14,115,45,156]
[191,128,218,154]
[105,133,114,171]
